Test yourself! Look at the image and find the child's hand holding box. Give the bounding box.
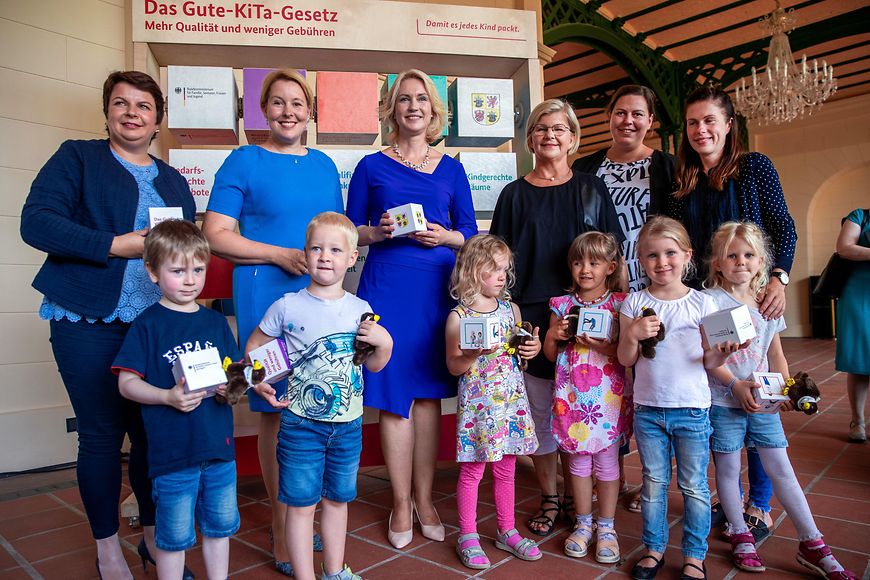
[247,337,292,383]
[702,304,757,346]
[575,308,613,341]
[171,347,227,398]
[751,372,791,412]
[459,317,501,350]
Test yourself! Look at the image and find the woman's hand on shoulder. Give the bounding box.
[271,247,307,275]
[759,276,786,320]
[109,228,149,259]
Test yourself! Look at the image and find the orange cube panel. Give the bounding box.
[316,72,379,145]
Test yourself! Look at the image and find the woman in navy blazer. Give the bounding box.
[21,71,195,579]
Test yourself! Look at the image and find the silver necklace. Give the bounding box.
[392,143,430,171]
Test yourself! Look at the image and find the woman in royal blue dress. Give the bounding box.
[202,69,342,576]
[346,69,477,549]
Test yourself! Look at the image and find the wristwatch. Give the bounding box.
[771,271,790,286]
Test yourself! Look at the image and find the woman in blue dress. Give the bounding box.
[346,69,477,549]
[202,69,342,575]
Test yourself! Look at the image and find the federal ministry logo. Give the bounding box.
[472,93,500,126]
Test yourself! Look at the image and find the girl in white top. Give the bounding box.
[704,222,857,580]
[617,216,733,580]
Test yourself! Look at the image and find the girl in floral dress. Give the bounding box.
[445,235,541,570]
[543,231,629,563]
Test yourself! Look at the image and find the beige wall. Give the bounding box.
[1,0,126,471]
[750,93,870,338]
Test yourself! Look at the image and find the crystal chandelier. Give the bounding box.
[734,1,837,125]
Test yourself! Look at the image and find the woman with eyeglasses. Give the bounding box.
[490,99,624,537]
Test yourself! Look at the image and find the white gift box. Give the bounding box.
[454,151,517,214]
[752,372,791,412]
[702,304,757,346]
[148,207,184,229]
[576,308,613,341]
[447,77,514,147]
[168,149,233,214]
[459,317,501,350]
[248,338,292,384]
[387,203,427,237]
[167,65,239,145]
[171,347,227,397]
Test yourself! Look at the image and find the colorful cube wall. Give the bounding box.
[447,77,514,147]
[167,66,238,145]
[316,72,379,145]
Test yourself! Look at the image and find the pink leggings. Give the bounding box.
[457,455,516,535]
[566,441,621,480]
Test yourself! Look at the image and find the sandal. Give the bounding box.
[744,513,770,542]
[797,538,859,579]
[495,528,541,561]
[679,562,707,580]
[456,532,491,570]
[526,493,560,536]
[561,493,577,523]
[631,554,665,580]
[595,527,620,564]
[730,531,765,572]
[627,491,642,513]
[564,523,594,558]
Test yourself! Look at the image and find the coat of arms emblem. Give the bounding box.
[472,93,500,126]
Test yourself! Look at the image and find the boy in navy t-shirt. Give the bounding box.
[113,220,241,580]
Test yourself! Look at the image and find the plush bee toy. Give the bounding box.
[639,307,666,359]
[218,357,266,405]
[353,313,380,366]
[782,371,821,415]
[504,321,534,370]
[560,305,581,346]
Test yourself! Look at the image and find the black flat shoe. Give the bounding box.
[138,539,195,579]
[744,513,770,542]
[710,500,727,528]
[631,554,665,580]
[679,562,707,580]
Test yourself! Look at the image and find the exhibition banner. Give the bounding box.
[133,0,537,59]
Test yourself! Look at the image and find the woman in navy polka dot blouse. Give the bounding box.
[668,86,796,321]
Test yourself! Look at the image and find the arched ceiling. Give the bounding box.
[542,0,870,155]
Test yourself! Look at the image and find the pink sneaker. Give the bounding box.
[796,539,858,579]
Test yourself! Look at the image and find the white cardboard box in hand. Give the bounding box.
[702,304,757,346]
[387,203,426,237]
[248,338,292,383]
[148,207,184,229]
[459,317,501,350]
[172,347,227,397]
[576,308,613,341]
[752,372,791,412]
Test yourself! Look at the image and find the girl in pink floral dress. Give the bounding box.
[446,235,541,570]
[543,232,629,563]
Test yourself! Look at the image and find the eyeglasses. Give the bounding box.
[532,124,572,137]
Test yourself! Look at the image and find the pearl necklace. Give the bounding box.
[576,290,609,307]
[392,143,430,171]
[532,168,571,182]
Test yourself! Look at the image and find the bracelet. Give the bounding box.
[726,377,738,396]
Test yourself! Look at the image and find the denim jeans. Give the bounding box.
[634,405,712,559]
[745,448,773,513]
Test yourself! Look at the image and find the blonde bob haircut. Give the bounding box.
[305,211,359,251]
[450,234,514,308]
[525,99,581,155]
[144,220,210,273]
[636,215,696,281]
[380,69,446,145]
[259,69,313,112]
[705,221,771,298]
[566,231,624,293]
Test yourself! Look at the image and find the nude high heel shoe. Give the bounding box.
[413,501,445,542]
[388,510,413,549]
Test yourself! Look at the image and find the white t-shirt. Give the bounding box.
[622,288,718,408]
[703,287,787,408]
[259,288,372,422]
[596,156,652,292]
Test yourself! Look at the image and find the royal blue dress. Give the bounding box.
[346,152,477,418]
[208,145,343,411]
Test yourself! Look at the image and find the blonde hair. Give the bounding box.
[144,220,210,272]
[381,69,446,144]
[525,99,580,155]
[450,235,514,307]
[566,231,624,293]
[305,212,359,250]
[259,69,313,112]
[637,216,696,281]
[705,221,771,298]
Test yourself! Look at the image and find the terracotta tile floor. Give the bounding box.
[1,338,868,579]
